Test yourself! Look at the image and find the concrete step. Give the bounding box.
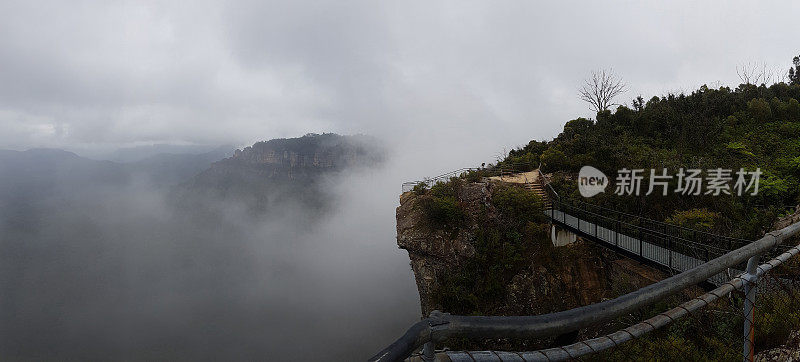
[523,181,551,208]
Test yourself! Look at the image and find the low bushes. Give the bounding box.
[418,179,466,230]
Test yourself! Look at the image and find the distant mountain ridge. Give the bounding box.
[0,146,234,203]
[103,144,234,163]
[232,133,382,169]
[178,133,384,215]
[0,148,128,205]
[0,134,383,217]
[188,133,383,188]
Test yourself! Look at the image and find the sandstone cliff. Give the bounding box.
[176,133,384,216]
[397,179,667,318]
[187,133,381,187]
[230,133,382,170]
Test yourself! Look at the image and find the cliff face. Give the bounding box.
[178,133,384,215]
[397,180,666,318]
[188,133,382,186]
[229,133,381,170]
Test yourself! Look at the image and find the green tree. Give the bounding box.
[789,55,800,86]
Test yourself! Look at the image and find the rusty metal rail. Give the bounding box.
[420,241,800,361]
[370,218,800,362]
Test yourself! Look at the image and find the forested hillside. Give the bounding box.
[500,82,800,239]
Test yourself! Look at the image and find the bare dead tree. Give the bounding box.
[579,69,626,113]
[494,148,508,164]
[736,62,781,85]
[737,63,757,85]
[773,65,788,84]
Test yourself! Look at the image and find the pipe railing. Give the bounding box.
[369,219,800,362]
[401,162,538,193]
[427,240,800,361]
[549,204,737,285]
[564,198,751,248]
[535,166,559,201]
[531,165,750,248]
[554,200,737,256]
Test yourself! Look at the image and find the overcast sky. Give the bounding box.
[2,1,799,165]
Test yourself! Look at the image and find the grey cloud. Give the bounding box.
[2,1,800,161]
[2,2,800,360]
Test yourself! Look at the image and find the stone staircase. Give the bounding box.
[525,175,552,209]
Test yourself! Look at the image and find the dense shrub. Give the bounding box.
[419,180,466,230]
[421,195,465,229]
[748,98,773,122]
[463,169,488,183]
[411,182,428,195]
[665,208,720,231]
[491,185,545,227]
[540,147,568,171]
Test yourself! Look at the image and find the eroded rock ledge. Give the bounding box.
[397,180,667,318]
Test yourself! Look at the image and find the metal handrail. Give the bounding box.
[428,240,800,361]
[536,166,559,201]
[369,220,800,362]
[533,164,748,246]
[401,168,479,192]
[401,162,537,192]
[404,165,749,251]
[555,200,733,255]
[558,200,745,252]
[566,197,751,246]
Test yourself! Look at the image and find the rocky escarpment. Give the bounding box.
[397,180,667,318]
[230,133,382,170]
[190,133,383,186]
[177,133,384,215]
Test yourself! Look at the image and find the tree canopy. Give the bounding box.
[500,81,800,239]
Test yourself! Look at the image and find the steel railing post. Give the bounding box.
[638,225,643,256]
[742,255,759,362]
[668,236,673,271]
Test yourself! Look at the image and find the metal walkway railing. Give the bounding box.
[532,166,751,284]
[403,241,800,361]
[374,168,800,361]
[547,201,748,285]
[371,219,800,362]
[401,163,538,193]
[549,207,736,285]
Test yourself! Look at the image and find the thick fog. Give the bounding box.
[3,1,800,360]
[0,148,427,360]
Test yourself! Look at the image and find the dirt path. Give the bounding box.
[487,170,539,184]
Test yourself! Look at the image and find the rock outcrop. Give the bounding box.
[190,133,383,186]
[756,330,800,361]
[177,133,384,215]
[230,133,382,170]
[397,180,668,318]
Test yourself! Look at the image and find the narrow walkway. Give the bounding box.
[488,168,743,285]
[548,208,737,285]
[414,167,750,286]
